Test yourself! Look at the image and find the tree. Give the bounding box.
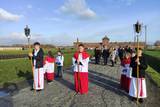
[154,40,160,46]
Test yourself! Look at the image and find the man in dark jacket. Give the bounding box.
[29,42,44,91]
[102,46,109,65]
[94,47,101,64]
[129,48,148,103]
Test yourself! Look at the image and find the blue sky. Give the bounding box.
[0,0,160,46]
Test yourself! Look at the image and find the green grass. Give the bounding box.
[0,54,73,86]
[144,50,160,58]
[0,50,28,55]
[0,48,76,55]
[0,58,32,86]
[146,66,160,87]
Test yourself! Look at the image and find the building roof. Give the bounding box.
[102,36,110,40]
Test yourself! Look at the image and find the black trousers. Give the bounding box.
[95,56,100,64]
[57,66,63,77]
[111,60,114,67]
[103,56,108,65]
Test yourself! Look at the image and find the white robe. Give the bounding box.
[44,62,54,74]
[33,67,44,90]
[33,50,44,90]
[72,53,89,73]
[129,77,147,98]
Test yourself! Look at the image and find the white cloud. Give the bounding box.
[0,8,22,21]
[0,32,74,46]
[0,32,44,45]
[60,0,96,19]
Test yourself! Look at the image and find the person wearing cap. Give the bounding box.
[29,42,44,91]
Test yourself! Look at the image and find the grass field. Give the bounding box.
[0,49,94,86]
[0,50,29,55]
[0,58,31,86]
[144,50,160,87]
[146,66,160,87]
[144,50,160,58]
[0,48,76,55]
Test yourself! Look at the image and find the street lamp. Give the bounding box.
[24,25,36,93]
[24,25,31,49]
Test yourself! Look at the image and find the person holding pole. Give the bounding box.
[29,42,44,91]
[129,48,147,103]
[72,44,90,94]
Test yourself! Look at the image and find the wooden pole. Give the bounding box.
[77,53,82,93]
[136,34,139,104]
[28,38,36,93]
[76,37,81,93]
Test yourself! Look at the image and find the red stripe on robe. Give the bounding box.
[38,68,40,88]
[140,79,143,96]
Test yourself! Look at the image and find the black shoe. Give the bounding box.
[47,81,53,84]
[139,98,144,103]
[36,89,42,92]
[30,88,34,91]
[131,97,137,101]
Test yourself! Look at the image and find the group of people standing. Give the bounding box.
[28,42,64,91]
[94,46,119,67]
[120,47,147,103]
[28,42,148,103]
[95,45,148,103]
[28,42,90,95]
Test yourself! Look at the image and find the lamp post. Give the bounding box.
[24,25,36,93]
[133,21,142,104]
[24,25,31,50]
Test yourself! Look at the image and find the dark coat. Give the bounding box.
[130,55,148,78]
[102,49,109,58]
[32,48,44,68]
[94,49,101,58]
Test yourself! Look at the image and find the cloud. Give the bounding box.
[0,32,45,45]
[60,0,96,20]
[0,32,74,46]
[0,8,22,21]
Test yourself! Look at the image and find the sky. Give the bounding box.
[0,0,160,46]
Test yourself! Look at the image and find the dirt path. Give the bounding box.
[0,63,160,107]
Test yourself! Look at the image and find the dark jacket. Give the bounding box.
[94,49,101,58]
[130,55,147,78]
[102,49,109,58]
[32,48,44,68]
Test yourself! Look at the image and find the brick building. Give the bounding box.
[73,36,145,49]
